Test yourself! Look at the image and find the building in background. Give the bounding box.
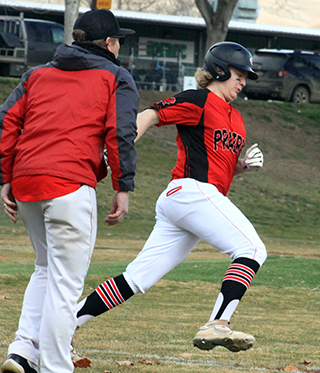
[1,0,320,90]
[211,0,259,22]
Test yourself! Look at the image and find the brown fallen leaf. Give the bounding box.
[104,371,112,373]
[116,360,134,367]
[301,360,311,365]
[138,357,153,365]
[178,353,192,358]
[0,295,9,300]
[73,357,91,368]
[284,366,299,372]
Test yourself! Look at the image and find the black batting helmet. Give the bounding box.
[202,42,258,81]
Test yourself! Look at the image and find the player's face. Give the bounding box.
[221,66,248,103]
[106,37,121,58]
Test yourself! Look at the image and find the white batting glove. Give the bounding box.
[242,143,264,172]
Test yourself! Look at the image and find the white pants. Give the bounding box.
[125,179,267,294]
[9,185,97,373]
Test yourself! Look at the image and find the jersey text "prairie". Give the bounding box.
[213,129,245,155]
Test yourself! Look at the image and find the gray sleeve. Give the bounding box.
[107,67,139,191]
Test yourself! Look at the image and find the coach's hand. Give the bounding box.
[242,143,264,172]
[1,183,18,223]
[105,191,129,225]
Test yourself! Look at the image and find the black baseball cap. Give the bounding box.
[73,9,135,40]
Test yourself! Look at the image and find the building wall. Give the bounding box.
[1,2,320,84]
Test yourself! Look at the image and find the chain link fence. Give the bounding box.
[120,42,198,92]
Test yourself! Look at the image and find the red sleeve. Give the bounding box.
[148,89,208,127]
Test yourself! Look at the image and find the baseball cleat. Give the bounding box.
[1,354,37,373]
[193,320,255,352]
[70,344,91,368]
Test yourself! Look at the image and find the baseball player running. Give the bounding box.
[74,42,267,355]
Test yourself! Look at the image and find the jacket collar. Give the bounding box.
[72,41,120,66]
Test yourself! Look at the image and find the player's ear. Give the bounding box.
[216,66,226,76]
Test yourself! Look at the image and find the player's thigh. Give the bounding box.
[162,179,266,265]
[125,217,200,293]
[16,200,48,267]
[191,185,265,264]
[43,185,97,290]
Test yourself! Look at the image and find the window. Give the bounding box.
[51,26,64,44]
[26,21,64,44]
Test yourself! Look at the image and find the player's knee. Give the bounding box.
[255,242,267,266]
[123,271,146,294]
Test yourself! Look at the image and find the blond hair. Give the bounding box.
[195,68,215,88]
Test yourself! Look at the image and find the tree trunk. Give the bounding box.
[64,0,80,45]
[195,0,238,50]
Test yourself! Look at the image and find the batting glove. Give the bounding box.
[242,143,264,172]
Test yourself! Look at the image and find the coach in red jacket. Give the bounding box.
[0,9,138,373]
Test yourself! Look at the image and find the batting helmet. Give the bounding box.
[202,42,258,81]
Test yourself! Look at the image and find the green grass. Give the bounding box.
[0,77,20,104]
[3,255,320,290]
[2,254,320,291]
[1,245,320,373]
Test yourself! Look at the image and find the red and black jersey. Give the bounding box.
[149,89,246,196]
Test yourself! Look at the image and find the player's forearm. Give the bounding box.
[135,109,159,142]
[234,159,246,176]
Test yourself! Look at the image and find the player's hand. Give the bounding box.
[1,183,18,223]
[242,143,264,172]
[105,191,129,225]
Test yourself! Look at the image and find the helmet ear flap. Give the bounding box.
[214,65,231,81]
[203,60,231,81]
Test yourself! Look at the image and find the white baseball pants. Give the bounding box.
[125,178,267,294]
[8,185,97,373]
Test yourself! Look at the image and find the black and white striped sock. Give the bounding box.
[76,274,134,325]
[223,259,257,289]
[210,257,260,321]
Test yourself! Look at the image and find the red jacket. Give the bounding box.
[0,43,138,191]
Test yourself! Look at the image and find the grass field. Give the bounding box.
[1,241,320,372]
[0,79,320,372]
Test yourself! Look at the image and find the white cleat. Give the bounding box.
[70,344,91,368]
[193,320,255,352]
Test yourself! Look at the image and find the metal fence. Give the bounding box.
[120,44,197,92]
